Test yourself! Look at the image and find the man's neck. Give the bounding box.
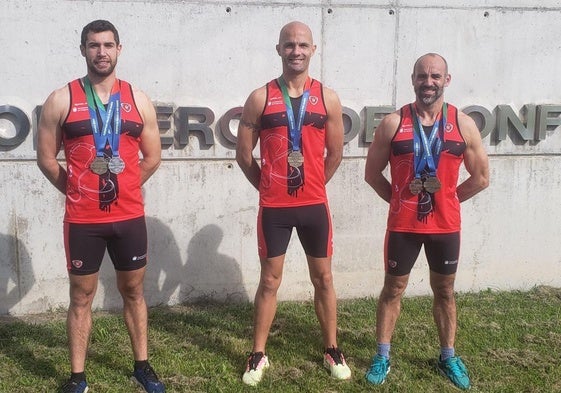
[85,73,117,103]
[415,99,445,126]
[280,72,310,97]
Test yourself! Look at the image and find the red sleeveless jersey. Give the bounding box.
[258,78,328,207]
[62,78,145,223]
[387,103,466,233]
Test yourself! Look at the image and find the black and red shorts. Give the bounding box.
[384,231,461,276]
[64,216,148,275]
[257,203,333,259]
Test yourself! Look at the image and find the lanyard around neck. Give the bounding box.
[278,77,311,152]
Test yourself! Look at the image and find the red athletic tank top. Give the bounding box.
[62,78,145,223]
[258,78,328,207]
[387,103,466,233]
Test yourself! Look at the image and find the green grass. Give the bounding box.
[0,287,560,392]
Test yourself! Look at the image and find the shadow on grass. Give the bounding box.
[0,318,64,379]
[149,300,327,371]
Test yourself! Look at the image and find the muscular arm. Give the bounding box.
[323,87,344,184]
[456,112,489,202]
[364,112,399,203]
[37,87,69,194]
[235,87,265,191]
[135,88,161,185]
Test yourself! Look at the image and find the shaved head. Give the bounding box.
[413,53,448,75]
[278,21,314,45]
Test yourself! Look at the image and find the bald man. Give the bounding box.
[236,21,351,386]
[364,53,489,389]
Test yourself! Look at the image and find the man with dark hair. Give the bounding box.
[37,20,165,393]
[236,21,351,387]
[364,53,489,390]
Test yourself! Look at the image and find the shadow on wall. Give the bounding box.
[98,218,248,311]
[0,233,35,315]
[183,223,249,303]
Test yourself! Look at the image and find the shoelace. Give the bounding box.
[446,358,466,376]
[325,347,344,365]
[248,352,264,370]
[369,355,388,373]
[140,365,160,382]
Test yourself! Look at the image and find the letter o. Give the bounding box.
[0,105,30,147]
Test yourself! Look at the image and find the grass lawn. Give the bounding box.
[0,286,560,392]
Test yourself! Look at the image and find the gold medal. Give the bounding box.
[423,176,441,193]
[287,151,304,168]
[108,156,125,174]
[90,157,108,175]
[409,178,423,195]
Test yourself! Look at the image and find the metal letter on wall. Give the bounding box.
[174,107,215,147]
[0,105,30,150]
[536,105,561,141]
[364,106,394,143]
[342,107,360,143]
[156,105,175,148]
[496,104,535,141]
[462,105,494,140]
[218,107,243,144]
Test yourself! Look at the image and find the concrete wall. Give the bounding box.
[1,0,560,315]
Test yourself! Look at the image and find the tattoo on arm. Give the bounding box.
[240,119,261,133]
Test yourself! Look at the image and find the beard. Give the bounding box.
[87,59,117,77]
[416,85,444,106]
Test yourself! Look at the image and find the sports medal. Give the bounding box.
[90,157,108,175]
[287,151,304,168]
[423,176,441,193]
[409,178,423,195]
[108,156,125,174]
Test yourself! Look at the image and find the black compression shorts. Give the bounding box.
[384,231,461,276]
[63,216,148,275]
[257,203,332,259]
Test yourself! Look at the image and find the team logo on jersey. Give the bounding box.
[445,122,454,133]
[72,102,89,113]
[309,95,319,105]
[121,102,132,113]
[72,259,83,269]
[400,126,414,133]
[268,98,284,107]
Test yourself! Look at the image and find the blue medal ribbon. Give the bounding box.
[411,102,447,178]
[278,77,310,152]
[83,78,121,157]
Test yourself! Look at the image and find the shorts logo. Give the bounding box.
[72,259,83,269]
[444,259,458,265]
[132,253,147,262]
[388,259,398,268]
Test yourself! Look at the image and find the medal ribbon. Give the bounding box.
[84,78,121,157]
[278,77,311,152]
[411,102,447,178]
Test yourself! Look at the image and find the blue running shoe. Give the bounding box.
[60,379,88,393]
[437,356,471,390]
[365,354,390,385]
[132,363,166,393]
